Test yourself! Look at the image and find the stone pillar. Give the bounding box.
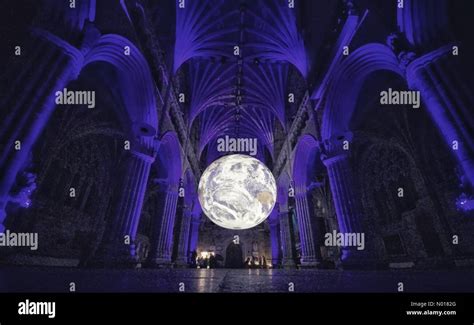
[188,216,200,254]
[175,208,192,267]
[294,191,321,267]
[269,219,282,267]
[279,209,296,268]
[93,150,154,266]
[147,188,179,267]
[407,45,474,187]
[323,153,366,267]
[0,30,84,232]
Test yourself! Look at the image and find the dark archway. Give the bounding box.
[225,241,243,268]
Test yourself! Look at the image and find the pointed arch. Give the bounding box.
[321,43,404,142]
[84,34,158,150]
[292,134,320,193]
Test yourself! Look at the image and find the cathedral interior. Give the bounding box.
[1,0,474,293]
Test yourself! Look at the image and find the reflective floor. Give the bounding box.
[1,267,474,293]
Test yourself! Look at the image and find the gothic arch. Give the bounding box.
[222,236,246,268]
[84,34,158,150]
[321,43,404,142]
[293,134,320,193]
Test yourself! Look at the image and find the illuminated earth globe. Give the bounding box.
[198,154,277,230]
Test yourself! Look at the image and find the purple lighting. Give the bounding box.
[456,193,474,212]
[2,0,474,292]
[245,1,309,77]
[174,0,237,72]
[5,168,37,210]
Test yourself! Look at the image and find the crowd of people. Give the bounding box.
[189,250,270,269]
[243,256,268,269]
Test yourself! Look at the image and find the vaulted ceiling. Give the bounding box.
[145,0,341,167]
[148,1,300,164]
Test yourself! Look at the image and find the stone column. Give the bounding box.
[407,45,474,187]
[93,150,154,266]
[0,30,84,232]
[279,209,296,268]
[188,216,201,254]
[294,191,321,267]
[269,219,282,267]
[175,208,192,267]
[323,153,366,267]
[147,188,179,267]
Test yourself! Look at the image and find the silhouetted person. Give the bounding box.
[251,256,258,269]
[197,256,204,268]
[190,250,197,268]
[262,256,267,269]
[244,257,251,268]
[209,253,217,268]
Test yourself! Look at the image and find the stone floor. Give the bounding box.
[1,267,474,293]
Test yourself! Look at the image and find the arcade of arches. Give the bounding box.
[1,0,474,284]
